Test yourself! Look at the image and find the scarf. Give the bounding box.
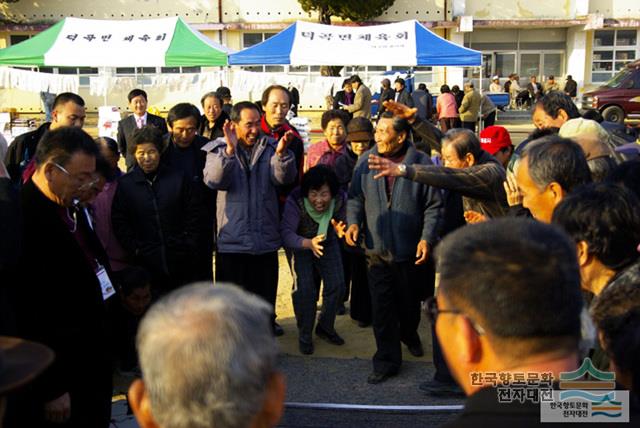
[303,197,335,237]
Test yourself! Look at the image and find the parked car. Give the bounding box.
[582,60,640,125]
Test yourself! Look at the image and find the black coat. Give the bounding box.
[111,165,200,291]
[393,89,415,108]
[117,113,168,171]
[199,111,229,141]
[3,122,50,186]
[14,179,112,427]
[161,135,216,281]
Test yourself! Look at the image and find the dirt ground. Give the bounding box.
[272,251,434,362]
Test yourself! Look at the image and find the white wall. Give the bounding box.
[566,27,588,93]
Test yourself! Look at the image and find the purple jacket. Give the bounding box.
[281,187,346,250]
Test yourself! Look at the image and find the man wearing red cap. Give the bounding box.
[479,126,514,169]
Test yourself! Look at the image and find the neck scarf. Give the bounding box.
[303,197,335,237]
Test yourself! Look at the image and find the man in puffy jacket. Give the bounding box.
[203,102,297,333]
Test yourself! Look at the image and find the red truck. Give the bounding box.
[581,60,640,125]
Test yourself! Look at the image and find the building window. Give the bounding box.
[9,35,31,45]
[242,32,284,73]
[592,30,639,83]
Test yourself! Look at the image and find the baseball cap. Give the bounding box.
[346,117,374,142]
[0,336,54,395]
[491,75,499,81]
[480,126,513,155]
[558,118,613,160]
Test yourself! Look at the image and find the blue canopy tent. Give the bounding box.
[229,20,481,67]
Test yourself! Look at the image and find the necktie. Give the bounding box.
[137,117,144,129]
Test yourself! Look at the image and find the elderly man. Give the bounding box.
[531,91,581,130]
[117,88,168,171]
[15,127,113,427]
[513,136,592,223]
[346,111,443,384]
[458,82,481,132]
[199,91,229,141]
[369,127,508,219]
[344,75,372,119]
[552,183,640,298]
[4,92,86,186]
[432,218,583,425]
[129,283,286,428]
[558,118,619,181]
[162,103,215,282]
[203,101,297,334]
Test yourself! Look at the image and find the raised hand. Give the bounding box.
[368,154,404,180]
[503,171,523,207]
[331,219,347,239]
[276,129,296,157]
[383,100,418,123]
[222,120,237,156]
[415,240,429,265]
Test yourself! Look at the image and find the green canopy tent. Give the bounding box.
[0,16,231,67]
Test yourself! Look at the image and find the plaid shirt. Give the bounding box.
[406,150,509,218]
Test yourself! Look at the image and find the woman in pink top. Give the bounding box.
[305,109,351,171]
[436,84,459,133]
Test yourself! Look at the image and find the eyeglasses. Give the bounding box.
[424,296,486,336]
[52,162,100,191]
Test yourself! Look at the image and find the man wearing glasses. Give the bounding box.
[430,218,583,426]
[4,92,86,187]
[13,127,114,427]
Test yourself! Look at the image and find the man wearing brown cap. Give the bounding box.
[559,118,618,181]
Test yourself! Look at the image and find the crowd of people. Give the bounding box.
[1,74,639,428]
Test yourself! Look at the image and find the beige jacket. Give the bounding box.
[345,84,372,119]
[458,90,481,122]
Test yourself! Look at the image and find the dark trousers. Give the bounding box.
[431,324,456,383]
[291,240,344,343]
[482,111,496,129]
[461,121,476,132]
[367,254,424,375]
[215,252,279,315]
[346,250,372,324]
[439,117,459,133]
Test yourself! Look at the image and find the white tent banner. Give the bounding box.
[290,21,417,66]
[44,17,177,67]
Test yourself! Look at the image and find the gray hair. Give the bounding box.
[136,282,278,428]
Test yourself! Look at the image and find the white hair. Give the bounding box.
[136,282,278,428]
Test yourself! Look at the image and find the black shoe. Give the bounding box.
[273,322,284,337]
[367,371,396,385]
[299,341,314,355]
[315,325,345,345]
[419,379,465,398]
[407,342,424,357]
[337,303,346,315]
[357,320,371,328]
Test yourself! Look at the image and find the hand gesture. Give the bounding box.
[415,240,429,265]
[464,210,488,224]
[503,172,523,207]
[383,100,418,123]
[222,120,237,156]
[345,224,360,247]
[331,219,347,239]
[304,234,325,258]
[45,392,71,424]
[276,130,296,157]
[368,154,404,180]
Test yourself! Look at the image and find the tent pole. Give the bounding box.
[478,61,482,132]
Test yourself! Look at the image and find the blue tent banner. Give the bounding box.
[229,20,481,67]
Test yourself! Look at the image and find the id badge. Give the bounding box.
[96,264,115,301]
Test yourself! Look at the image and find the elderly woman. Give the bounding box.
[436,85,459,132]
[111,126,200,293]
[281,165,346,354]
[305,109,351,171]
[199,91,229,140]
